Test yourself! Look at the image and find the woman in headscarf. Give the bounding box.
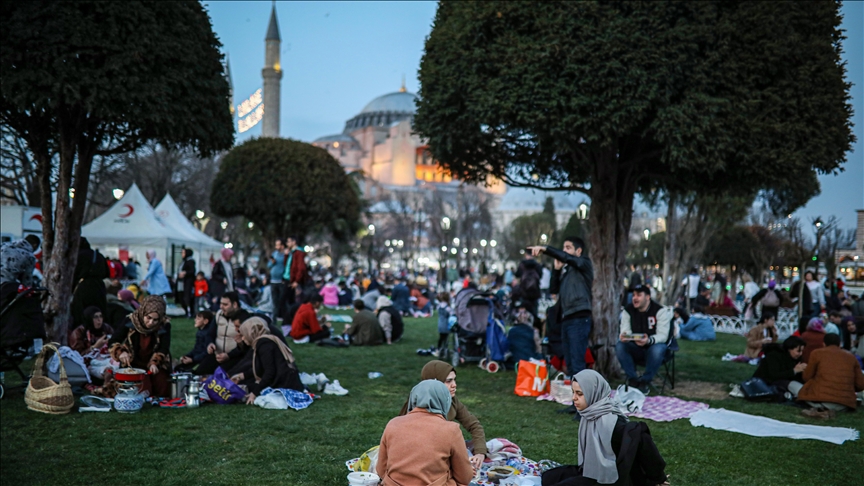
[209,248,234,305]
[140,250,171,297]
[238,317,303,405]
[108,295,172,397]
[118,289,140,309]
[399,360,487,469]
[800,318,827,363]
[68,306,115,354]
[379,380,475,486]
[542,370,669,486]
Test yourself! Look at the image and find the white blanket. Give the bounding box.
[689,408,859,445]
[47,346,92,383]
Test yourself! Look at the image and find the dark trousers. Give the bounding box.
[561,316,592,376]
[271,282,284,320]
[182,285,194,317]
[307,328,331,343]
[542,465,596,486]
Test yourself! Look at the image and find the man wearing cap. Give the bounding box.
[616,284,673,393]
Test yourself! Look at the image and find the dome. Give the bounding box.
[313,133,358,144]
[343,90,418,133]
[359,91,418,114]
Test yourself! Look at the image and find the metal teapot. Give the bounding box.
[185,378,202,408]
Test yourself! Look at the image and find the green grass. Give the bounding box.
[1,315,861,485]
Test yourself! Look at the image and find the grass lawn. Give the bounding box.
[1,313,861,485]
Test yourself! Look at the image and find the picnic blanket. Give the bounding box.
[345,456,542,485]
[690,408,859,445]
[630,395,709,422]
[253,387,313,410]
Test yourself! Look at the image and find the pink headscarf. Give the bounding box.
[221,248,234,261]
[118,289,140,309]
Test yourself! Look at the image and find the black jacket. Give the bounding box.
[247,339,303,395]
[184,321,216,364]
[542,418,667,486]
[753,343,801,384]
[546,246,594,318]
[378,306,404,342]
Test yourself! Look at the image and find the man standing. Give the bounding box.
[681,267,701,311]
[268,238,286,322]
[178,248,196,317]
[282,236,310,308]
[616,284,673,393]
[515,252,543,318]
[528,236,593,376]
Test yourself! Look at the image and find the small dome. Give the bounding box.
[313,133,358,144]
[359,91,418,114]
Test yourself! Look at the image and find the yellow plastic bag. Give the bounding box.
[353,446,380,472]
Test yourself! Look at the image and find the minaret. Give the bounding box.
[224,53,234,118]
[261,3,282,138]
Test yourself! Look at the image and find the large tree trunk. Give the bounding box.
[661,195,679,306]
[588,156,635,378]
[41,120,97,344]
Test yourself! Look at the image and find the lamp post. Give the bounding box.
[367,224,376,273]
[480,239,488,276]
[440,217,451,287]
[813,217,824,276]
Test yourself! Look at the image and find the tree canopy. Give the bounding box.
[0,1,234,341]
[416,1,853,375]
[211,137,362,244]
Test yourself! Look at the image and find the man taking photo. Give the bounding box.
[527,236,593,377]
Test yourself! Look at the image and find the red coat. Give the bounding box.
[289,303,322,339]
[286,249,310,286]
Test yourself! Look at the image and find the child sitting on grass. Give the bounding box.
[176,310,216,372]
[194,271,209,312]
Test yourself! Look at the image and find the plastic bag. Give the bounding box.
[352,446,380,473]
[514,359,549,397]
[614,384,645,414]
[204,367,246,404]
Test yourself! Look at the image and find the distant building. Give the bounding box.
[835,209,863,282]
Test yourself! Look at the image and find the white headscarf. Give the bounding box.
[575,370,628,484]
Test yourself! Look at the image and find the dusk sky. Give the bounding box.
[205,1,863,235]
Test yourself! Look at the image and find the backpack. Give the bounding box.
[520,264,541,299]
[761,289,780,307]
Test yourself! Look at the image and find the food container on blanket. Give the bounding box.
[170,372,194,399]
[346,471,379,486]
[487,466,517,483]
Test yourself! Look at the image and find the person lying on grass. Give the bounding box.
[542,370,670,486]
[379,380,475,486]
[398,360,487,469]
[235,319,304,405]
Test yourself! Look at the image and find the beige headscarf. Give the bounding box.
[129,295,168,335]
[239,317,295,381]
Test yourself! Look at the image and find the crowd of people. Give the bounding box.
[3,229,863,484]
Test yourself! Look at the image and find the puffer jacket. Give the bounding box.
[546,246,593,318]
[214,310,238,355]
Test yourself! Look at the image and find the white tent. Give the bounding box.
[154,194,224,272]
[81,183,216,276]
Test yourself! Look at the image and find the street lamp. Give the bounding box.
[453,237,460,246]
[195,210,205,219]
[441,217,451,231]
[480,239,487,247]
[368,224,375,236]
[490,240,497,248]
[812,217,824,275]
[540,234,548,244]
[367,224,376,273]
[643,228,651,240]
[112,188,125,200]
[579,203,588,220]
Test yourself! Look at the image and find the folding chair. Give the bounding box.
[634,337,677,395]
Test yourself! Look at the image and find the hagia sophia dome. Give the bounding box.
[341,89,418,133]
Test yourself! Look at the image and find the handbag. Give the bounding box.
[739,377,776,402]
[24,343,75,414]
[204,366,246,404]
[514,359,549,397]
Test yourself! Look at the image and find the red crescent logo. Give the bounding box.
[29,214,43,224]
[119,204,134,218]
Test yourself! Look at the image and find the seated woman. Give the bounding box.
[542,370,669,486]
[800,318,826,363]
[752,336,807,397]
[399,360,488,469]
[678,305,716,341]
[378,380,475,486]
[745,312,778,359]
[238,318,304,405]
[68,306,115,355]
[108,296,172,397]
[410,284,432,317]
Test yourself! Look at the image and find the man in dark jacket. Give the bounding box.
[178,248,196,317]
[529,236,593,376]
[752,336,807,396]
[391,278,411,315]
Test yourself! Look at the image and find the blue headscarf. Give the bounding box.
[407,379,452,417]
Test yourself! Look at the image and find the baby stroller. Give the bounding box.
[449,288,509,372]
[0,281,48,399]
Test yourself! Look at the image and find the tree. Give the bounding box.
[818,221,855,280]
[0,1,234,342]
[627,231,665,269]
[553,211,590,249]
[415,1,853,375]
[210,137,362,246]
[500,212,557,262]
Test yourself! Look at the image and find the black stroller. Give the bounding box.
[448,288,509,372]
[0,281,48,398]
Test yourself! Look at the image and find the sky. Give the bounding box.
[205,1,863,234]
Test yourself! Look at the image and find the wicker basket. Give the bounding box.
[24,343,74,414]
[550,372,572,404]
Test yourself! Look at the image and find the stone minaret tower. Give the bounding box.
[261,3,282,138]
